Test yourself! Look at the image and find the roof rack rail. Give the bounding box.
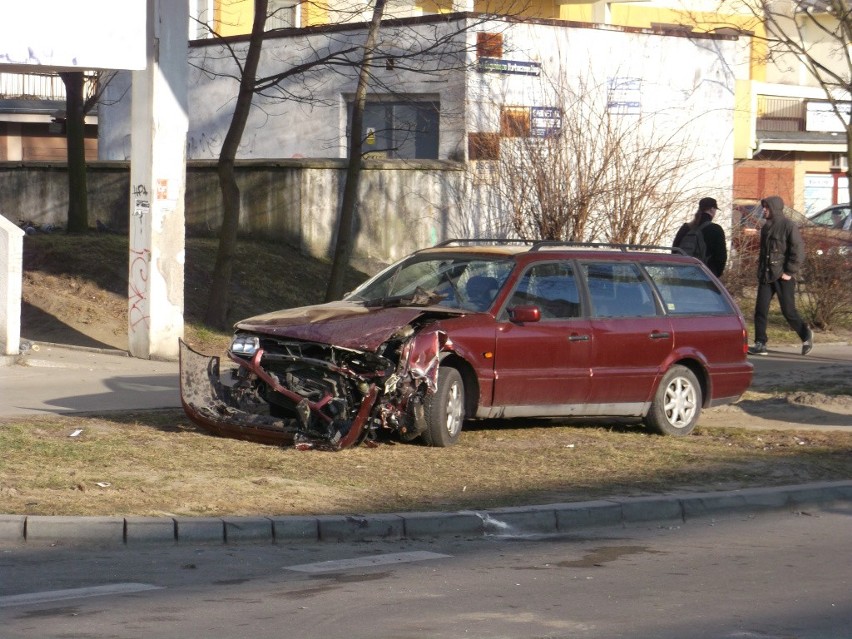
[529,241,677,253]
[432,239,680,254]
[433,238,536,247]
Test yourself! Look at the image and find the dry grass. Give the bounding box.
[2,411,851,517]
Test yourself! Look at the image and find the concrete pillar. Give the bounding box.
[0,216,24,356]
[128,0,188,360]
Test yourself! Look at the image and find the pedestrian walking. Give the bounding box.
[748,195,813,356]
[672,196,728,277]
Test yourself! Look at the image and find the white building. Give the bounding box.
[98,14,742,241]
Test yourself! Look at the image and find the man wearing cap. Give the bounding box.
[672,196,728,277]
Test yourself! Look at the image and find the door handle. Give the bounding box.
[568,334,590,342]
[649,331,671,340]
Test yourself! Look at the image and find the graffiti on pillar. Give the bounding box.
[129,247,151,333]
[133,198,149,219]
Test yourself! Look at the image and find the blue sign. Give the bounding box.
[477,57,541,76]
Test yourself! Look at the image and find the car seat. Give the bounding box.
[465,275,499,311]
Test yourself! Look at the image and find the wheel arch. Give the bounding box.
[672,356,711,408]
[439,352,479,417]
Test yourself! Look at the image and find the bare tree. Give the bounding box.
[325,0,386,302]
[492,73,699,245]
[59,71,113,233]
[759,0,852,205]
[202,0,270,328]
[691,0,852,204]
[193,2,523,326]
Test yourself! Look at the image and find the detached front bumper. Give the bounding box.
[178,340,377,450]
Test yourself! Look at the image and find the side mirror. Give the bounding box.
[508,305,541,323]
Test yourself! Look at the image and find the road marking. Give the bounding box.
[0,583,163,608]
[285,550,452,573]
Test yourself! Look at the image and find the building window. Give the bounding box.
[189,0,215,39]
[477,32,503,58]
[348,99,439,159]
[468,133,500,161]
[267,0,297,29]
[501,107,530,137]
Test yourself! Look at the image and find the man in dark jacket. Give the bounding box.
[749,195,813,356]
[672,197,728,276]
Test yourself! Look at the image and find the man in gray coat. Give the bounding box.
[748,195,813,356]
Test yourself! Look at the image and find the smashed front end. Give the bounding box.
[179,304,452,450]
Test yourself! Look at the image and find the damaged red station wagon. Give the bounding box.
[180,240,753,450]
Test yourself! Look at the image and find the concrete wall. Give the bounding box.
[0,159,466,264]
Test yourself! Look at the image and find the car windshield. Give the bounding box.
[346,255,515,312]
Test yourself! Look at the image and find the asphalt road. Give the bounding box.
[1,504,850,639]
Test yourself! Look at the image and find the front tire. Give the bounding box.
[421,366,465,447]
[646,365,701,436]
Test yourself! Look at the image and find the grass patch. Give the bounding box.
[2,412,851,518]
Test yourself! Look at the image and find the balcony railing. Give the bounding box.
[756,96,805,132]
[0,71,98,101]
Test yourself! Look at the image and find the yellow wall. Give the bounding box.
[216,0,253,36]
[557,5,766,82]
[733,78,754,159]
[212,0,332,31]
[416,1,558,17]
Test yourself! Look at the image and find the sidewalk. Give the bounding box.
[0,342,180,416]
[3,340,851,416]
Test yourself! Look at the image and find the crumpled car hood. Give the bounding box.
[234,301,463,351]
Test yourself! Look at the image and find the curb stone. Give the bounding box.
[2,480,850,547]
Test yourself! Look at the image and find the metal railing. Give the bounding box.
[0,71,98,101]
[756,95,805,132]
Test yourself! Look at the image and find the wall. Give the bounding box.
[100,18,471,162]
[0,160,466,264]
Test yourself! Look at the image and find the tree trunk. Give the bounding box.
[203,0,269,329]
[60,72,89,233]
[325,0,386,302]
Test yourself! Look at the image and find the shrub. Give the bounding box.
[799,249,852,330]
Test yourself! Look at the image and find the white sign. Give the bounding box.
[805,101,851,133]
[607,77,642,115]
[0,0,147,71]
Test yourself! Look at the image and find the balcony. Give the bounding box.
[0,71,98,101]
[756,96,805,133]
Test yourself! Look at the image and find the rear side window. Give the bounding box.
[583,262,657,318]
[644,263,733,315]
[507,261,581,319]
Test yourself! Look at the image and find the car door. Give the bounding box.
[582,261,673,409]
[492,260,593,409]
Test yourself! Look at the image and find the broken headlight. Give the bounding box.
[231,334,260,355]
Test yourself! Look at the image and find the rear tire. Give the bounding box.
[646,365,701,436]
[421,366,465,447]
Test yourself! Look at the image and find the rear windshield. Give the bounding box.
[643,263,734,315]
